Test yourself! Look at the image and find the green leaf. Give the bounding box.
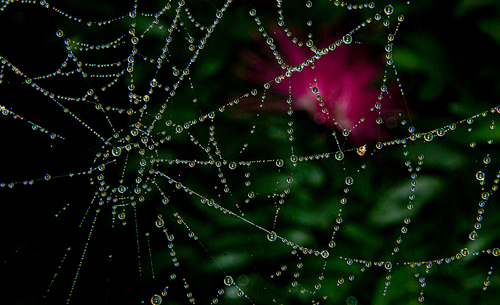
[369,175,443,226]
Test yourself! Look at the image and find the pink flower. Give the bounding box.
[238,25,403,147]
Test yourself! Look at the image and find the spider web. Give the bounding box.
[1,0,499,305]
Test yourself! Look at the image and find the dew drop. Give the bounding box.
[112,147,122,157]
[151,294,162,305]
[476,171,485,181]
[224,275,234,286]
[384,261,393,270]
[155,218,164,228]
[343,34,353,44]
[384,4,394,15]
[481,192,490,200]
[335,151,344,161]
[56,30,63,37]
[276,159,284,167]
[345,176,354,185]
[469,230,478,240]
[267,231,277,242]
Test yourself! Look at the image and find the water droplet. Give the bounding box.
[384,4,394,15]
[469,230,478,240]
[44,174,51,181]
[155,218,164,228]
[343,34,353,44]
[56,30,63,37]
[321,250,329,258]
[249,9,256,16]
[306,1,312,8]
[229,162,237,170]
[384,261,393,270]
[224,275,234,286]
[112,147,122,157]
[151,294,162,305]
[267,231,277,242]
[345,176,354,185]
[476,171,485,181]
[276,159,284,167]
[335,151,344,161]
